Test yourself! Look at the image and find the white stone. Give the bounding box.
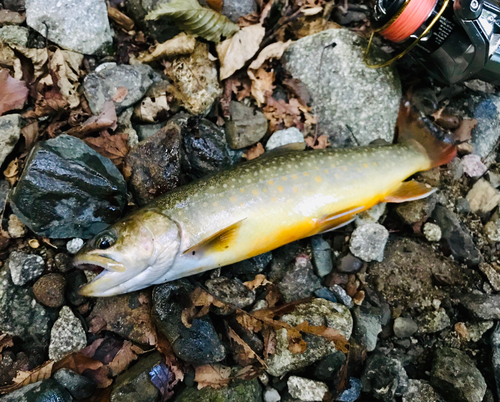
[466,178,500,214]
[264,387,281,402]
[66,238,84,254]
[49,306,87,361]
[265,127,305,150]
[7,214,26,238]
[349,223,389,262]
[287,376,329,401]
[423,222,442,242]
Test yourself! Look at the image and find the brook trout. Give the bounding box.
[75,104,456,296]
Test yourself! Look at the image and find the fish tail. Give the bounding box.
[396,101,457,168]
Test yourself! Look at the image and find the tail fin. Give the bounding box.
[396,101,457,168]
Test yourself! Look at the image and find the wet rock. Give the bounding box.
[125,0,179,41]
[87,291,157,345]
[277,255,322,303]
[175,378,262,402]
[368,237,469,309]
[200,0,258,23]
[33,273,66,308]
[49,306,87,361]
[25,0,112,55]
[53,368,96,400]
[314,351,346,381]
[265,299,352,376]
[336,254,364,273]
[268,242,301,281]
[361,354,409,401]
[423,222,441,242]
[135,122,165,141]
[0,114,21,167]
[349,223,389,262]
[0,25,29,47]
[165,42,221,115]
[66,238,84,254]
[466,178,500,215]
[265,127,305,150]
[0,268,52,347]
[460,293,500,319]
[10,135,127,239]
[124,120,181,206]
[461,154,488,177]
[110,352,162,402]
[284,29,400,147]
[181,117,232,178]
[432,205,482,265]
[287,376,328,401]
[205,276,255,314]
[264,387,281,402]
[402,379,446,402]
[352,304,383,351]
[310,235,333,277]
[329,285,353,309]
[84,63,159,114]
[416,308,451,334]
[430,347,486,402]
[55,253,73,273]
[225,101,268,149]
[395,196,437,227]
[7,251,44,286]
[65,270,88,307]
[226,252,273,276]
[337,378,362,402]
[152,280,226,364]
[313,287,337,303]
[0,379,74,402]
[393,317,418,338]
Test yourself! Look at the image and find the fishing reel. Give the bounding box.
[366,0,500,85]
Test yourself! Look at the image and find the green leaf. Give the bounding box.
[146,0,240,44]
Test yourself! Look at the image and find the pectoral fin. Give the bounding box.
[315,206,365,234]
[383,180,435,203]
[183,219,246,256]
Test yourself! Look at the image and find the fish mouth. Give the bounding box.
[73,254,126,272]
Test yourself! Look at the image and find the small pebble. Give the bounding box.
[7,214,26,238]
[484,221,500,243]
[49,306,87,361]
[8,251,44,286]
[66,238,84,254]
[466,178,500,214]
[265,127,305,150]
[33,273,66,308]
[349,223,389,262]
[423,222,442,242]
[329,284,354,309]
[28,239,40,248]
[336,377,362,402]
[314,287,338,303]
[287,376,329,401]
[264,387,281,402]
[336,253,364,273]
[393,317,418,338]
[461,154,487,178]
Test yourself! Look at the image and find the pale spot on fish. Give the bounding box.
[363,163,368,168]
[230,197,236,202]
[293,186,298,193]
[268,180,274,185]
[292,174,298,179]
[342,166,347,171]
[240,189,245,193]
[253,190,259,196]
[282,176,287,181]
[278,186,284,192]
[315,176,322,182]
[271,197,277,202]
[213,202,218,207]
[223,184,227,188]
[324,169,329,174]
[303,172,309,176]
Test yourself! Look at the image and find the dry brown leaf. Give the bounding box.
[0,42,22,79]
[227,325,266,367]
[454,118,478,142]
[156,332,185,383]
[243,142,264,160]
[181,287,227,328]
[206,0,224,12]
[54,352,104,374]
[0,69,28,116]
[217,24,266,80]
[136,33,197,63]
[108,6,135,31]
[305,135,330,149]
[249,40,292,70]
[248,66,275,107]
[11,45,49,80]
[49,49,83,109]
[283,77,311,106]
[21,120,39,152]
[243,274,271,290]
[84,132,129,168]
[13,360,54,386]
[107,341,140,376]
[68,100,118,138]
[0,334,14,354]
[195,364,231,390]
[112,87,128,103]
[3,158,20,186]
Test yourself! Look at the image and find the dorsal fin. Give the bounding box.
[183,219,246,256]
[383,180,435,203]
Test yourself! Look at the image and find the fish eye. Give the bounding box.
[96,233,115,250]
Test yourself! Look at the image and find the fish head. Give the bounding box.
[74,209,181,297]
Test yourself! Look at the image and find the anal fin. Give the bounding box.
[315,206,364,234]
[183,219,246,256]
[383,180,435,203]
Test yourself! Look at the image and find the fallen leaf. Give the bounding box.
[107,341,140,376]
[243,142,265,160]
[21,120,39,152]
[112,87,128,103]
[136,33,197,63]
[301,6,323,15]
[134,95,170,123]
[155,332,185,383]
[454,118,478,142]
[0,334,14,354]
[216,24,266,80]
[283,77,311,106]
[248,66,275,107]
[49,49,83,109]
[3,158,20,186]
[181,287,227,328]
[12,360,54,387]
[68,100,118,138]
[84,131,130,168]
[206,0,223,12]
[0,69,28,116]
[227,325,266,367]
[248,40,292,70]
[146,0,239,43]
[194,364,231,389]
[305,135,330,149]
[243,274,271,290]
[11,45,49,80]
[108,6,135,31]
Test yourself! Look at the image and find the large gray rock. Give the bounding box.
[0,114,21,167]
[25,0,112,55]
[284,29,401,147]
[83,63,159,115]
[10,135,127,239]
[430,347,486,402]
[0,379,74,402]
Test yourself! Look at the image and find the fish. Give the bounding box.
[74,103,456,297]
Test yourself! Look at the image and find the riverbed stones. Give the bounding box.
[225,101,268,149]
[48,306,87,361]
[7,250,44,286]
[0,114,21,167]
[349,223,389,262]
